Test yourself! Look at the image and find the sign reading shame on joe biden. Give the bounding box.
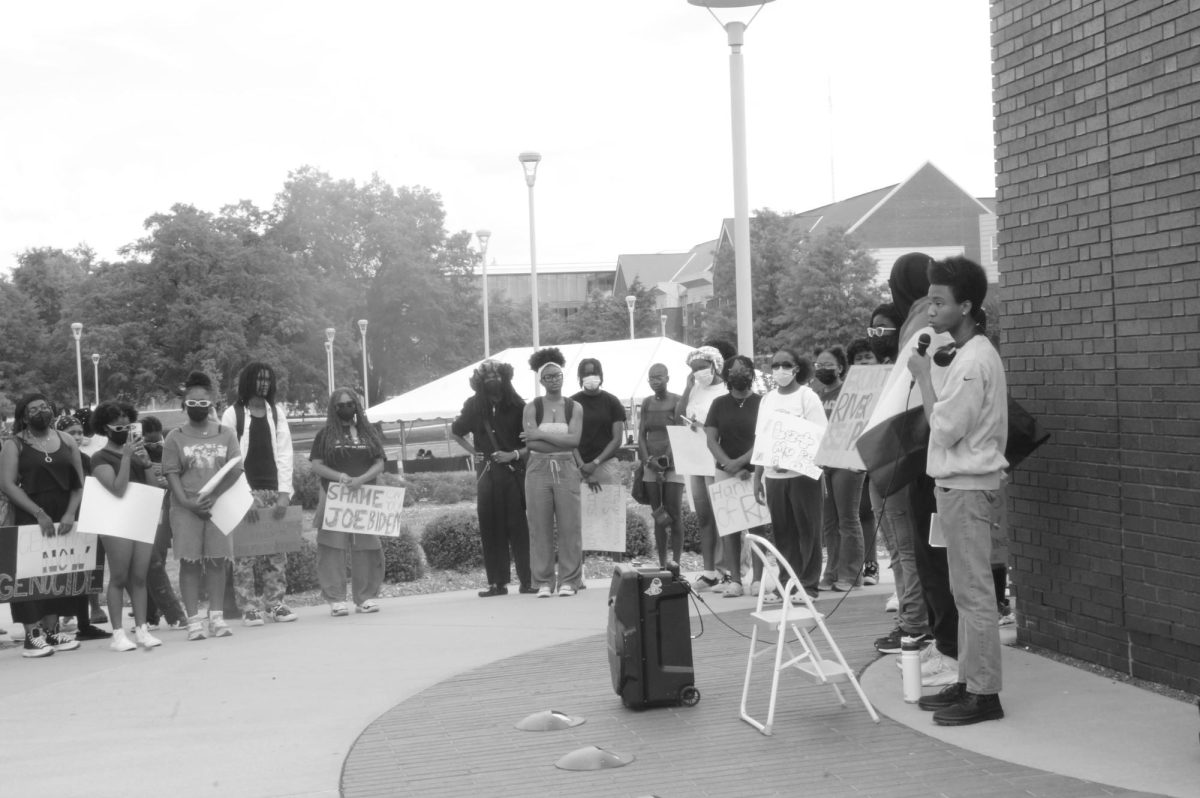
[322,483,406,537]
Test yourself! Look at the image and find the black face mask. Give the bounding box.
[27,411,52,431]
[868,336,897,363]
[336,407,356,422]
[186,406,210,423]
[728,373,753,392]
[109,430,129,446]
[815,368,839,385]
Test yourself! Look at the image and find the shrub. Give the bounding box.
[291,456,322,510]
[285,539,321,593]
[421,509,483,571]
[381,528,425,582]
[624,508,653,558]
[681,507,702,553]
[403,472,477,505]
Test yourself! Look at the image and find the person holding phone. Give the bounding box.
[90,401,162,651]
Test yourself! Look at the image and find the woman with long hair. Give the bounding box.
[308,388,387,616]
[90,400,162,650]
[54,413,112,636]
[163,371,244,641]
[520,348,583,598]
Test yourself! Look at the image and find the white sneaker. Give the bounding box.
[920,649,960,686]
[721,582,744,598]
[110,629,137,652]
[187,615,207,642]
[557,585,576,597]
[208,611,233,638]
[537,586,552,598]
[135,624,162,648]
[885,593,899,612]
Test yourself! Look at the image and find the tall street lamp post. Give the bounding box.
[357,319,369,409]
[519,151,542,348]
[324,327,336,396]
[625,295,637,341]
[476,229,492,357]
[70,322,84,409]
[688,0,773,360]
[91,353,100,407]
[660,314,668,338]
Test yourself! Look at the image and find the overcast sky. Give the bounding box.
[1,1,994,274]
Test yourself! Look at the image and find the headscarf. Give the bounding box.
[888,252,933,320]
[686,346,724,377]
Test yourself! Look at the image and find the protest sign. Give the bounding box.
[209,473,255,535]
[581,485,625,553]
[751,413,825,479]
[0,525,103,603]
[666,426,716,477]
[322,483,406,537]
[231,505,303,557]
[815,364,892,470]
[707,474,770,537]
[78,476,164,544]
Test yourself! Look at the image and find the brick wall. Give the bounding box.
[993,0,1200,694]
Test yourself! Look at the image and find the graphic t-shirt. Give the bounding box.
[162,424,241,497]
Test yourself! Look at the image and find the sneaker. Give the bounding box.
[46,629,80,652]
[518,585,538,595]
[22,628,55,658]
[762,591,784,605]
[874,627,905,654]
[242,609,265,627]
[748,580,762,596]
[557,585,576,597]
[75,624,112,640]
[187,615,207,641]
[885,593,899,612]
[536,586,552,598]
[921,650,960,687]
[692,574,720,593]
[330,602,349,617]
[998,601,1015,626]
[355,601,380,613]
[110,629,137,652]
[478,585,508,598]
[208,611,233,638]
[269,604,298,623]
[933,691,1004,726]
[862,562,879,586]
[135,624,163,648]
[722,582,744,598]
[918,682,966,711]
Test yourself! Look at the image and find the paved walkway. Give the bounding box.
[1,578,1197,797]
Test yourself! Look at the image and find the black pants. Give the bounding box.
[908,474,959,659]
[477,464,531,588]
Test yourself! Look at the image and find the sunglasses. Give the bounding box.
[866,326,897,338]
[771,362,795,370]
[183,399,213,408]
[108,424,134,432]
[335,402,356,410]
[541,372,563,380]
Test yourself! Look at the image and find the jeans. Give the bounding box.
[821,468,866,585]
[525,453,582,590]
[937,487,1003,694]
[870,478,929,636]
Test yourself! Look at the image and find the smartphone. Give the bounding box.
[129,422,143,441]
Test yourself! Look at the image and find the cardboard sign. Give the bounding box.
[0,525,103,603]
[751,413,825,479]
[209,473,255,535]
[322,483,406,537]
[666,425,716,477]
[581,485,626,553]
[78,476,165,544]
[708,474,770,537]
[230,505,304,557]
[815,365,892,470]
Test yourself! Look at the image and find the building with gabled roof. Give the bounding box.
[613,239,718,341]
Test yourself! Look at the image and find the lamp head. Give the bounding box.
[625,295,637,312]
[91,353,100,364]
[687,0,774,7]
[476,229,491,249]
[357,319,368,335]
[518,151,541,187]
[71,322,82,339]
[325,327,336,343]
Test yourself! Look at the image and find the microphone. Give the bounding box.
[916,333,931,357]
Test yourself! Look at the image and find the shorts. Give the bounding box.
[170,505,232,561]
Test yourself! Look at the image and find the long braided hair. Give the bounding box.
[318,388,385,462]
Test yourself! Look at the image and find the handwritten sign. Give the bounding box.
[231,505,304,557]
[708,475,770,537]
[0,525,103,603]
[581,485,626,553]
[666,426,716,477]
[78,476,165,544]
[751,413,825,479]
[322,483,406,537]
[815,365,892,470]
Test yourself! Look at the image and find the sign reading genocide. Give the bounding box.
[231,505,304,557]
[0,525,103,603]
[321,483,406,537]
[815,364,892,470]
[708,475,770,537]
[581,485,626,553]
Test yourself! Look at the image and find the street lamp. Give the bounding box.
[357,319,369,409]
[519,151,542,348]
[324,327,336,396]
[625,295,637,341]
[91,353,100,407]
[660,313,668,338]
[688,0,773,360]
[70,322,83,409]
[476,229,492,357]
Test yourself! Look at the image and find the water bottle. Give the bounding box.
[901,637,922,703]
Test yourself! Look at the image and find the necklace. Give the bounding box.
[732,393,751,409]
[24,432,55,463]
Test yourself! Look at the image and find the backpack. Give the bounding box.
[533,396,573,426]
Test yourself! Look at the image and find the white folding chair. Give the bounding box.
[739,533,880,735]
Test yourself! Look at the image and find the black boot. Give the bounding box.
[933,691,1004,726]
[478,585,508,597]
[918,682,966,711]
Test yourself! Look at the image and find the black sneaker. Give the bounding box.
[862,561,879,586]
[874,627,905,654]
[75,624,112,640]
[933,691,1004,726]
[22,628,55,658]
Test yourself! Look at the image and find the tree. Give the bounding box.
[540,280,660,345]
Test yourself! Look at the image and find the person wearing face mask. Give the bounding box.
[0,394,87,657]
[843,339,883,589]
[451,359,533,598]
[813,345,868,592]
[309,389,390,616]
[220,362,298,626]
[90,401,162,651]
[675,346,728,591]
[753,349,828,600]
[163,371,244,641]
[54,414,113,635]
[571,358,626,495]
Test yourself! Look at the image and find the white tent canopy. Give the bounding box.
[366,337,700,423]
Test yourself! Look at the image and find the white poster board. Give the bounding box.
[322,483,406,537]
[77,476,165,544]
[11,525,102,580]
[209,473,255,535]
[815,365,892,470]
[581,485,626,553]
[707,474,770,537]
[666,426,716,477]
[750,413,825,479]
